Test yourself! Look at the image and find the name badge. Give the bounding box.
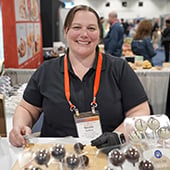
[74,110,102,140]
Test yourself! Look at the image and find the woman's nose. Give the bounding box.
[80,28,88,37]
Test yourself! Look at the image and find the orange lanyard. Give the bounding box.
[64,52,103,115]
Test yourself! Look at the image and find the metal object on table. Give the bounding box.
[23,131,41,144]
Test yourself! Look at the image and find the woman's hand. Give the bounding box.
[9,126,32,147]
[9,99,41,147]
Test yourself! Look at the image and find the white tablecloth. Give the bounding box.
[135,67,170,114]
[0,137,91,170]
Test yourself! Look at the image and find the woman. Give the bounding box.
[9,5,150,147]
[161,19,170,62]
[131,20,156,63]
[152,25,161,49]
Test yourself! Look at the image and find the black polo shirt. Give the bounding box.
[23,50,148,137]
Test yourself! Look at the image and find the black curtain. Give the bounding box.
[40,0,63,47]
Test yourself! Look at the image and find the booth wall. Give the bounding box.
[73,0,170,19]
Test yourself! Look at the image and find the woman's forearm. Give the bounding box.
[13,99,41,128]
[13,105,33,128]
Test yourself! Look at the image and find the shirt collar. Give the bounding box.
[60,46,106,73]
[60,49,73,73]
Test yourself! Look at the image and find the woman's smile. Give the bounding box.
[76,40,90,45]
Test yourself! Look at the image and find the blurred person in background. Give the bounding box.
[131,19,156,64]
[104,10,124,57]
[134,19,140,32]
[129,20,140,39]
[99,16,105,44]
[128,22,136,38]
[161,19,170,62]
[152,25,161,49]
[151,19,159,38]
[121,18,129,37]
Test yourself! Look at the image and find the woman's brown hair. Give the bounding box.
[134,20,153,40]
[64,5,101,34]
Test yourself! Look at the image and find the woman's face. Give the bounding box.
[65,10,100,57]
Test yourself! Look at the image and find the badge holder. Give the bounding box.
[74,103,102,140]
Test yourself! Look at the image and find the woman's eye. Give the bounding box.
[72,26,81,30]
[88,27,96,31]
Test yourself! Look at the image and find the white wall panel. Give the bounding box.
[71,0,170,19]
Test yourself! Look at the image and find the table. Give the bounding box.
[135,67,170,115]
[1,137,148,170]
[2,136,169,170]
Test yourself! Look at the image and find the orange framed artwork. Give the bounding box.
[1,0,43,68]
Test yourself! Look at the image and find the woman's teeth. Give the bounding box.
[77,41,89,45]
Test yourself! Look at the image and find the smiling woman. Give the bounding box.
[9,5,150,148]
[64,7,101,80]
